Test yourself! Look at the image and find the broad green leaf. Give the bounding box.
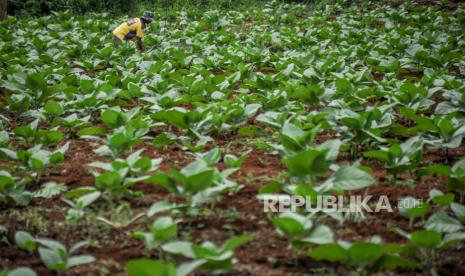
[125,259,176,276]
[283,150,329,178]
[332,166,375,190]
[411,230,441,248]
[424,210,464,233]
[15,231,36,253]
[101,109,126,128]
[44,100,63,117]
[7,267,37,276]
[309,244,349,263]
[348,242,384,263]
[77,127,107,137]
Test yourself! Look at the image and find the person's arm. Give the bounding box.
[135,37,144,52]
[134,21,145,52]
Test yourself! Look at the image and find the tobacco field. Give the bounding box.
[1,0,465,275]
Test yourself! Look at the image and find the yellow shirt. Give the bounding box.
[113,18,145,40]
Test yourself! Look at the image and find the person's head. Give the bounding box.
[141,11,154,23]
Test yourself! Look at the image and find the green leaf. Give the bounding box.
[44,100,63,117]
[440,232,465,248]
[77,127,107,137]
[153,133,175,148]
[363,150,389,162]
[33,182,66,199]
[199,148,221,166]
[377,255,417,270]
[258,181,284,194]
[417,165,451,177]
[80,79,95,93]
[177,260,206,276]
[7,267,37,276]
[302,224,334,244]
[65,187,97,199]
[272,213,308,238]
[15,231,36,253]
[335,78,352,94]
[332,166,375,190]
[411,230,441,248]
[128,82,143,97]
[220,235,252,252]
[279,122,306,152]
[67,255,95,268]
[147,201,178,217]
[13,125,34,140]
[26,73,47,91]
[424,210,464,233]
[101,109,126,128]
[76,191,101,209]
[309,244,349,263]
[150,216,177,242]
[398,197,429,219]
[154,110,188,129]
[283,149,329,178]
[38,247,64,271]
[0,172,15,191]
[37,130,63,145]
[125,259,176,276]
[431,193,454,206]
[162,241,195,258]
[451,203,465,222]
[30,157,46,171]
[348,242,384,263]
[50,151,65,164]
[95,171,122,190]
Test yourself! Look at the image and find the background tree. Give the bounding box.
[0,0,6,21]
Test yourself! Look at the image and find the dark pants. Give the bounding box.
[113,35,123,48]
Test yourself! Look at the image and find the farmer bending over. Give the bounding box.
[112,11,154,52]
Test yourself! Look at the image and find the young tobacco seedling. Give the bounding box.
[146,148,239,207]
[272,213,334,248]
[336,105,393,154]
[91,165,148,197]
[447,159,465,201]
[89,148,162,177]
[43,100,64,121]
[400,109,465,156]
[435,85,465,115]
[363,136,424,182]
[12,120,64,146]
[274,121,320,155]
[256,110,289,129]
[283,148,331,183]
[389,82,434,111]
[161,235,252,274]
[15,231,95,272]
[151,108,214,151]
[0,143,69,181]
[63,191,101,221]
[283,140,374,193]
[133,216,178,250]
[93,122,150,158]
[151,108,210,138]
[396,228,465,274]
[0,171,32,206]
[100,107,141,129]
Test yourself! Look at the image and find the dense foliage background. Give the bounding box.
[8,0,250,16]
